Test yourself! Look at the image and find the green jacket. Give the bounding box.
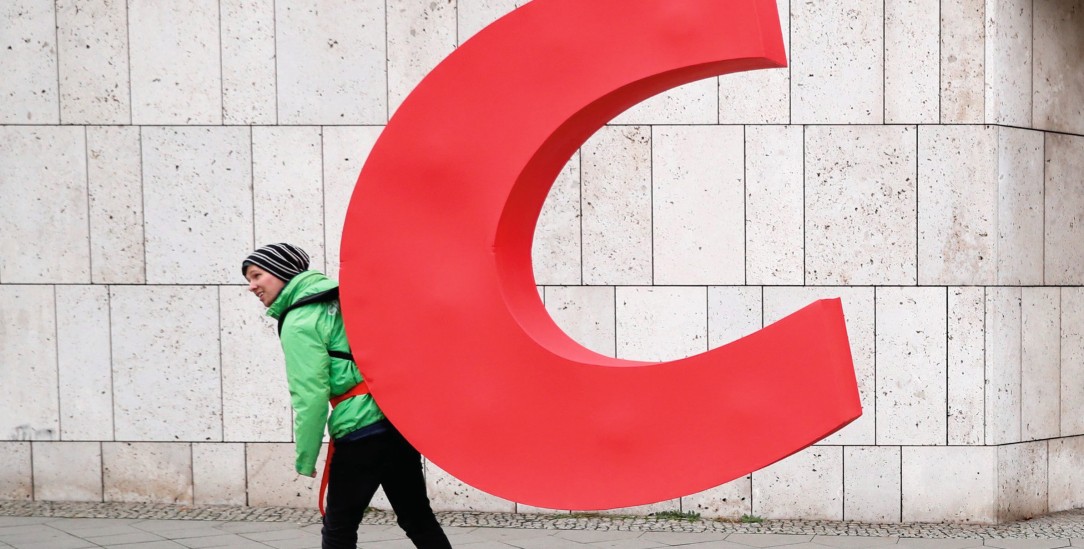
[267,270,385,475]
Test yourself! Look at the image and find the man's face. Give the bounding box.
[245,265,286,308]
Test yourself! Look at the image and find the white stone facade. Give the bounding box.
[1,0,1083,524]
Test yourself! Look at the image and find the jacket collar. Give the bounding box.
[266,270,335,319]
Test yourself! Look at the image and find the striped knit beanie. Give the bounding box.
[242,243,310,283]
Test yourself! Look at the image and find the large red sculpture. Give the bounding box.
[340,0,861,509]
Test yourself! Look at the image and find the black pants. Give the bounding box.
[321,427,451,549]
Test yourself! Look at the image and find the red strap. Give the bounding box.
[318,381,370,516]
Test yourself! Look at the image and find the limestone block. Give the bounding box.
[0,126,89,283]
[143,127,253,284]
[1033,0,1084,135]
[246,442,326,507]
[220,287,292,442]
[1045,134,1084,285]
[707,287,762,349]
[322,126,383,280]
[1064,288,1084,437]
[102,442,193,504]
[56,0,130,124]
[903,446,996,523]
[917,125,998,285]
[805,125,917,285]
[653,126,743,285]
[1049,436,1084,512]
[997,127,1045,285]
[592,498,681,517]
[221,0,277,124]
[940,0,985,123]
[948,287,985,445]
[996,441,1048,522]
[984,0,1032,126]
[752,446,843,520]
[457,0,526,42]
[611,80,717,125]
[791,0,882,124]
[128,0,221,124]
[193,443,247,505]
[1021,288,1061,441]
[111,286,222,442]
[764,287,875,445]
[88,125,144,284]
[388,0,456,116]
[252,126,326,273]
[533,152,581,285]
[0,1,58,123]
[682,476,751,520]
[986,287,1022,445]
[844,446,901,523]
[0,286,59,441]
[746,125,803,285]
[719,0,789,124]
[0,443,32,500]
[616,287,706,361]
[56,285,113,441]
[543,286,616,357]
[582,126,652,285]
[32,442,101,502]
[876,287,947,445]
[884,0,939,123]
[425,460,516,512]
[276,0,386,124]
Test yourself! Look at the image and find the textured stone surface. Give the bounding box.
[387,0,456,116]
[917,125,998,285]
[1020,288,1060,441]
[321,126,383,280]
[246,443,325,507]
[87,126,144,284]
[948,287,986,446]
[219,287,292,442]
[426,460,517,513]
[0,443,32,500]
[110,286,222,442]
[984,0,1033,126]
[719,0,789,124]
[1049,436,1084,512]
[543,286,616,357]
[997,127,1045,285]
[902,446,996,523]
[612,80,717,125]
[55,285,113,441]
[884,0,939,123]
[616,287,706,362]
[221,0,276,124]
[753,446,843,520]
[1064,289,1084,438]
[653,126,743,285]
[582,126,652,285]
[0,1,58,123]
[56,0,130,124]
[746,125,804,285]
[0,286,59,442]
[252,126,326,273]
[764,287,875,446]
[533,152,581,285]
[128,0,221,124]
[682,476,752,520]
[102,442,193,504]
[844,446,901,523]
[1033,0,1084,135]
[457,0,527,42]
[193,443,247,505]
[876,287,947,445]
[142,127,253,284]
[997,442,1048,522]
[276,0,386,124]
[1044,134,1084,285]
[707,286,762,349]
[805,125,917,285]
[986,287,1022,445]
[0,126,89,283]
[940,0,985,123]
[32,442,101,502]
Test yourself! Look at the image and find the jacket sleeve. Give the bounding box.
[280,313,331,476]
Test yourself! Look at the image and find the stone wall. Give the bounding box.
[1,0,1083,523]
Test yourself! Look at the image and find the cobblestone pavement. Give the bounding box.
[2,502,1084,548]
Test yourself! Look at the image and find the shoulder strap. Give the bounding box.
[277,287,340,336]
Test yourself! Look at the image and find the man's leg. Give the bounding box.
[380,428,452,549]
[321,438,385,549]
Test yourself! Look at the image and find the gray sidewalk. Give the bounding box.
[2,502,1084,549]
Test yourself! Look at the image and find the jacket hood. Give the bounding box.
[266,270,337,319]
